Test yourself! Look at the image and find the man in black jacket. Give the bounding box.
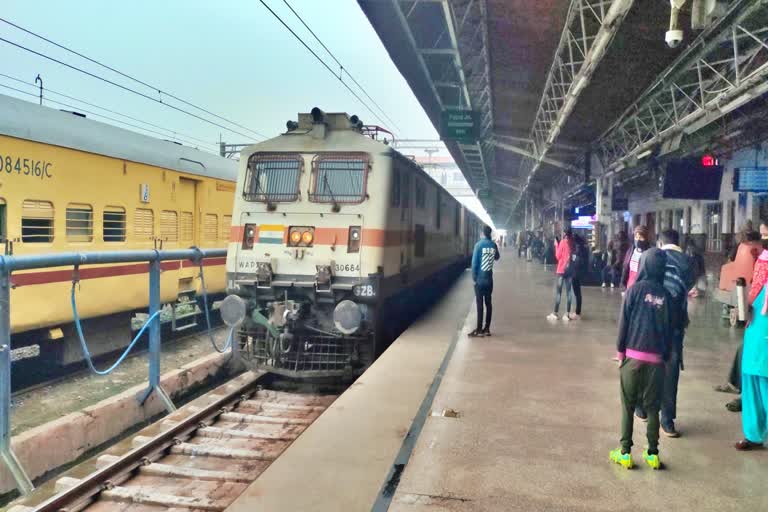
[610,248,672,470]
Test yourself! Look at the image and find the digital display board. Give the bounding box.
[734,167,768,192]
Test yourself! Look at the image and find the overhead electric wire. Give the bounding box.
[0,16,268,140]
[259,0,397,135]
[0,82,218,153]
[0,72,217,148]
[0,36,262,142]
[280,0,403,134]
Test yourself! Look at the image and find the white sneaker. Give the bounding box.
[601,283,607,288]
[546,313,558,321]
[569,313,581,320]
[563,315,571,322]
[610,283,615,288]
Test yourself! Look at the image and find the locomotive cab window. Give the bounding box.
[103,206,126,242]
[244,153,302,203]
[311,153,368,204]
[66,204,94,242]
[22,200,54,243]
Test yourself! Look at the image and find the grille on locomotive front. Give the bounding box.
[238,327,366,377]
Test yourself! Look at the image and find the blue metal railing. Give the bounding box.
[0,247,227,496]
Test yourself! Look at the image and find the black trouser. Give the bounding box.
[475,283,493,331]
[552,275,572,314]
[729,343,743,391]
[570,277,582,315]
[635,333,683,431]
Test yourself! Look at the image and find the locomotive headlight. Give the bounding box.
[220,294,247,327]
[333,300,362,335]
[290,230,302,245]
[301,230,314,245]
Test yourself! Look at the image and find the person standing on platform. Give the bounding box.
[622,225,651,291]
[735,235,768,451]
[610,248,672,470]
[634,229,694,437]
[469,225,500,338]
[547,229,574,321]
[568,234,589,320]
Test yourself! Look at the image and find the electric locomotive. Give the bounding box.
[221,108,480,379]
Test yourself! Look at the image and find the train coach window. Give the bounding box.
[244,154,302,203]
[180,211,193,242]
[0,199,6,242]
[134,208,154,240]
[221,215,232,241]
[204,213,218,242]
[391,167,401,207]
[160,210,179,242]
[103,206,126,242]
[66,204,94,242]
[21,200,54,243]
[454,204,461,236]
[415,179,425,209]
[311,154,368,204]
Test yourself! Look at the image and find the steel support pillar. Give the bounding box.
[138,259,176,413]
[0,271,34,496]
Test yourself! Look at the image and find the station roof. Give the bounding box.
[358,0,742,227]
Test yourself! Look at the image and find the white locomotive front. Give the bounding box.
[222,109,478,379]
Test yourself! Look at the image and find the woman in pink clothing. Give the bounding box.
[548,229,574,321]
[622,225,651,290]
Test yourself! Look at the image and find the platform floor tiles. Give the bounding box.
[390,249,766,512]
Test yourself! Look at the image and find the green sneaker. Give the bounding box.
[643,450,661,470]
[609,448,633,469]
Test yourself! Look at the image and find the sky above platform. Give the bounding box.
[0,0,444,151]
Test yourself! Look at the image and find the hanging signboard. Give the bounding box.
[440,110,478,142]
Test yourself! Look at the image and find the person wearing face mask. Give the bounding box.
[735,226,768,451]
[622,225,651,290]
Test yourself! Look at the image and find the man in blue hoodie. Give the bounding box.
[610,248,672,470]
[470,225,500,337]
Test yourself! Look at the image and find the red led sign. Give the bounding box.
[701,154,717,167]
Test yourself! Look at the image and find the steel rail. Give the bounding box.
[28,376,262,512]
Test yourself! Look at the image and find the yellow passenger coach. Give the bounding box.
[0,94,238,368]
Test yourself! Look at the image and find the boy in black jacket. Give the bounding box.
[610,248,672,470]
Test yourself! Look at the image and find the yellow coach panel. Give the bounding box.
[0,133,233,334]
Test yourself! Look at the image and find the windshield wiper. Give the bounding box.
[323,173,340,212]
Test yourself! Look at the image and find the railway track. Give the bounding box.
[10,377,336,512]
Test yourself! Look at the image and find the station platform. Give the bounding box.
[227,248,767,511]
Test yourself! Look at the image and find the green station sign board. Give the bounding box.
[440,109,478,142]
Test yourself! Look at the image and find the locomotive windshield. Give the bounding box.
[243,153,302,203]
[310,153,368,204]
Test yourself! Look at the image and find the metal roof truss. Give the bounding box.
[598,0,768,173]
[392,0,495,196]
